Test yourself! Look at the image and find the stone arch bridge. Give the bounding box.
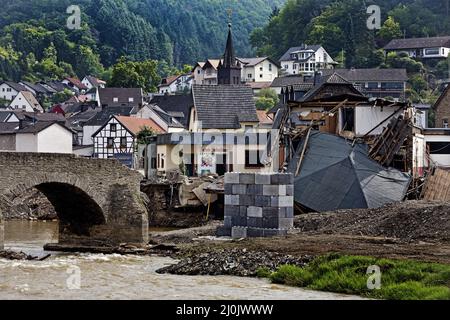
[0,152,148,249]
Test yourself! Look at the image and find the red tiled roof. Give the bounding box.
[159,75,180,87]
[116,116,165,135]
[65,77,88,90]
[257,110,273,125]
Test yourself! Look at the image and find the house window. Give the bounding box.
[269,64,272,71]
[128,97,134,103]
[342,108,355,132]
[248,74,252,79]
[113,97,119,102]
[110,124,117,132]
[245,150,264,168]
[260,67,263,71]
[120,137,127,148]
[107,138,114,148]
[367,82,379,89]
[443,119,449,128]
[197,70,201,74]
[284,65,289,69]
[157,154,160,168]
[151,157,157,169]
[425,48,440,55]
[161,155,165,169]
[260,74,263,78]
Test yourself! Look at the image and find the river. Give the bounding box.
[0,221,362,300]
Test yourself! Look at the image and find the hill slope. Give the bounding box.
[0,0,283,80]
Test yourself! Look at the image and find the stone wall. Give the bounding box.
[218,172,294,238]
[0,208,3,250]
[435,89,450,128]
[0,152,148,247]
[0,134,15,151]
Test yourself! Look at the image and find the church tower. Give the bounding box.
[217,24,242,85]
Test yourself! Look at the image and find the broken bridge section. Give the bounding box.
[0,152,148,249]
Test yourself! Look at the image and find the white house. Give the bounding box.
[192,60,220,85]
[193,57,280,86]
[9,91,44,112]
[279,45,336,76]
[15,122,73,154]
[158,74,193,94]
[0,82,28,101]
[61,77,88,93]
[384,36,450,59]
[81,76,106,91]
[239,57,279,83]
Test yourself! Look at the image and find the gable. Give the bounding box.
[9,92,34,111]
[93,116,134,138]
[434,85,450,111]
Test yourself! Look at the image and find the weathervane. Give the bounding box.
[227,8,233,26]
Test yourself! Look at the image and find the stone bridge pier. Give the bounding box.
[0,153,148,249]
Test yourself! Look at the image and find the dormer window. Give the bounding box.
[128,97,134,103]
[113,97,118,102]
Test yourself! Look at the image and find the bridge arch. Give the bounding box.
[0,152,149,249]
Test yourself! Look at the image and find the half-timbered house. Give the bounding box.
[92,115,165,168]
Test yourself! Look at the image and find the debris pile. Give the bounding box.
[156,248,313,276]
[294,201,450,243]
[3,188,57,220]
[0,250,50,261]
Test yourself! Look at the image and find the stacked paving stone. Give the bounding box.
[217,172,294,238]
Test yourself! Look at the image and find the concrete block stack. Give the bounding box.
[217,172,294,238]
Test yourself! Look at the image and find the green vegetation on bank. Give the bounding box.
[257,254,450,300]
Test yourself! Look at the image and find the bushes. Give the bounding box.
[262,254,450,300]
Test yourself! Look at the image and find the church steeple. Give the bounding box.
[218,23,241,85]
[223,23,236,68]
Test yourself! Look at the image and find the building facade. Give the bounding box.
[92,115,164,168]
[279,45,336,76]
[0,82,28,101]
[384,36,450,59]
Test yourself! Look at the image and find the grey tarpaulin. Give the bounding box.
[287,131,411,212]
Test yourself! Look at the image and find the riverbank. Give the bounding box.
[153,200,450,299]
[260,254,450,300]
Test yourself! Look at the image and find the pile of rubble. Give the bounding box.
[156,248,313,276]
[3,188,57,220]
[0,250,45,261]
[294,201,450,243]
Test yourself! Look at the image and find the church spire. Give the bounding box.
[223,23,236,68]
[218,23,241,85]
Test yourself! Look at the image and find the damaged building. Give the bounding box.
[267,72,428,212]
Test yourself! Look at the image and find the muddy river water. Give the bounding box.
[0,221,362,300]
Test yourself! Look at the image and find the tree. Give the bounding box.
[109,57,161,93]
[137,126,155,145]
[255,88,279,110]
[51,88,74,104]
[384,52,425,73]
[408,74,428,93]
[378,16,402,43]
